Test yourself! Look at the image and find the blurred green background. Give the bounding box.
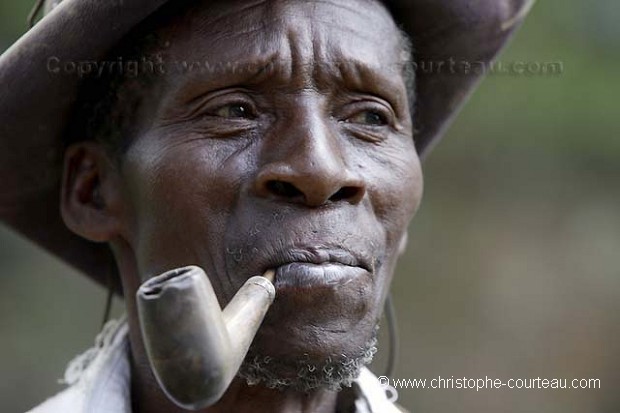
[1,1,619,412]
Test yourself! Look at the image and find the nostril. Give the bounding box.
[330,186,361,202]
[266,180,303,199]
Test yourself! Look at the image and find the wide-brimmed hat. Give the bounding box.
[0,0,533,290]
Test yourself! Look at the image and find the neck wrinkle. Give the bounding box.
[129,343,340,413]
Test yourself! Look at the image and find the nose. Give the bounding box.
[254,116,366,207]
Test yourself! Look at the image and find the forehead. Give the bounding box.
[154,0,405,83]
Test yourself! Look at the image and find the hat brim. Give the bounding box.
[0,0,533,290]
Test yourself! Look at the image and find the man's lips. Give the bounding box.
[274,262,368,289]
[261,247,372,289]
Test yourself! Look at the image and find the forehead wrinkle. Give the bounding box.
[164,0,406,102]
[287,0,392,24]
[194,0,268,27]
[179,1,292,60]
[284,19,315,90]
[307,26,405,105]
[261,0,399,89]
[284,0,397,46]
[164,0,398,58]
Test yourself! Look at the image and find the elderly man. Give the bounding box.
[0,0,531,412]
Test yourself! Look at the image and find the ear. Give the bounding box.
[60,142,125,242]
[397,230,409,257]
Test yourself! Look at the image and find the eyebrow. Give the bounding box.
[175,56,282,106]
[171,53,409,114]
[327,58,409,111]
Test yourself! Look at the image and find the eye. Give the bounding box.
[214,103,255,119]
[347,110,388,126]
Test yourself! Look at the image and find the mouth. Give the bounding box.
[263,247,373,289]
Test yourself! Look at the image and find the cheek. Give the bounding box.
[363,141,424,240]
[353,141,422,302]
[120,134,254,278]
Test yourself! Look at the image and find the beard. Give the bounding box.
[237,325,379,393]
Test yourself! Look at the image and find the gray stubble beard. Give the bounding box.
[237,325,379,393]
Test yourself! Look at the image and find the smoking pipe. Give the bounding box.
[136,266,276,410]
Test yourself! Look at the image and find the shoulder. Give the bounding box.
[26,385,86,413]
[354,368,409,413]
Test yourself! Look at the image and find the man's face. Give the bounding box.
[116,0,422,389]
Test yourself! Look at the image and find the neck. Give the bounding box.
[124,302,341,413]
[129,345,340,413]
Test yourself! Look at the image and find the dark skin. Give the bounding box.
[60,0,423,412]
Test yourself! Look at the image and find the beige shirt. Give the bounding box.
[27,317,406,413]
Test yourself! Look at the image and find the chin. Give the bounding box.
[234,278,381,392]
[238,322,380,392]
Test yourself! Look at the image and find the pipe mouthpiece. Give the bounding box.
[262,269,275,283]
